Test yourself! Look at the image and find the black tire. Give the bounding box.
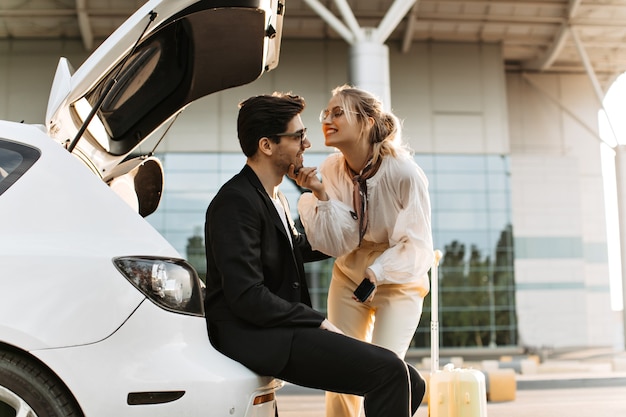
[0,349,83,417]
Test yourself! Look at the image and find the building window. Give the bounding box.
[148,152,516,348]
[414,154,516,348]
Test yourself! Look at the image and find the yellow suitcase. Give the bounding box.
[429,364,487,417]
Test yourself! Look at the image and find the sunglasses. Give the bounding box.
[271,128,307,145]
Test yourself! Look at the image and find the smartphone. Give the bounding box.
[353,278,376,302]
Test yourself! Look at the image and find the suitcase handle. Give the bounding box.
[430,249,442,373]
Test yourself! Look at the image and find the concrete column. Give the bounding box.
[614,144,626,348]
[349,38,391,111]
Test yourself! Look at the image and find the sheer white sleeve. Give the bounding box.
[367,160,434,292]
[298,193,359,258]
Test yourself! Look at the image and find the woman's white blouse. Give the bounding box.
[298,152,434,290]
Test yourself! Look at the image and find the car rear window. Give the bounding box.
[0,139,40,196]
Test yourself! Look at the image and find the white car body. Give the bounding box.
[0,1,285,416]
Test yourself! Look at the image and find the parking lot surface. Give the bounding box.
[276,348,626,417]
[277,384,626,417]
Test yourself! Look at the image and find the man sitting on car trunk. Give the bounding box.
[203,92,425,417]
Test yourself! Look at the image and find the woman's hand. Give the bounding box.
[352,270,377,303]
[288,164,329,201]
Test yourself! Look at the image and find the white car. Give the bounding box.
[0,1,285,416]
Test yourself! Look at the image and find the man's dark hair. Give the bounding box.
[237,92,306,157]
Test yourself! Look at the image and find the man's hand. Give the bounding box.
[319,319,344,334]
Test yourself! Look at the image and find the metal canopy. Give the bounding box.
[2,1,626,88]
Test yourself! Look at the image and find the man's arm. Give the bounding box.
[293,232,330,263]
[206,187,325,328]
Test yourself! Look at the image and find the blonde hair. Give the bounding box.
[330,84,411,165]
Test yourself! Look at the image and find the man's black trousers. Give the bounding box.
[276,326,425,417]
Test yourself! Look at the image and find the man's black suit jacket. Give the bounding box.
[204,164,328,375]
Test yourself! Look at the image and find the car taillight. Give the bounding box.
[114,256,204,316]
[253,392,275,405]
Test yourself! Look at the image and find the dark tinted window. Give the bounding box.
[0,140,41,196]
[86,7,267,156]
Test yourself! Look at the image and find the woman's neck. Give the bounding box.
[343,146,372,175]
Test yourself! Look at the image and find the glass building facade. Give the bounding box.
[147,152,517,349]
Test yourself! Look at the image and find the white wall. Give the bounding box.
[0,40,87,125]
[0,39,508,155]
[508,72,615,347]
[158,40,510,155]
[0,37,617,348]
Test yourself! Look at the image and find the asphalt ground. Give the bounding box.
[275,348,626,417]
[276,381,626,417]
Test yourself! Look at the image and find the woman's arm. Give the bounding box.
[368,161,434,291]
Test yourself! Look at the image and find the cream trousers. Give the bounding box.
[325,241,425,417]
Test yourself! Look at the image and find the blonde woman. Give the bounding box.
[292,85,434,417]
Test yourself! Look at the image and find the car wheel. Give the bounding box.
[0,349,83,417]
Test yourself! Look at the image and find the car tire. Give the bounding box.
[0,349,83,417]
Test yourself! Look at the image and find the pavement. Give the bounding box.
[275,347,626,417]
